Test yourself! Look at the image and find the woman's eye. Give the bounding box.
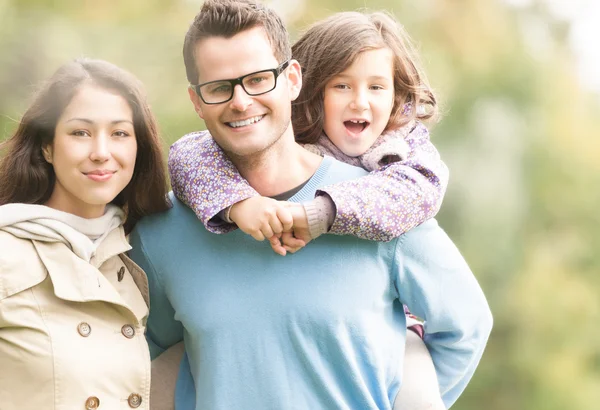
[72,130,90,137]
[113,131,130,137]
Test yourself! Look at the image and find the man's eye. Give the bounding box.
[209,84,231,94]
[249,76,267,84]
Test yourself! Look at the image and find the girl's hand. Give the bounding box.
[229,197,303,255]
[280,202,312,246]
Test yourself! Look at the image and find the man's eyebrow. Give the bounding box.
[65,118,134,125]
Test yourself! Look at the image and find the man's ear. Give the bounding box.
[42,145,53,164]
[285,59,302,101]
[188,87,204,119]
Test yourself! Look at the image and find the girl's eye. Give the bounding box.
[370,85,385,91]
[333,84,350,90]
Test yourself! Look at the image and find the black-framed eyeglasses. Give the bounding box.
[191,60,290,105]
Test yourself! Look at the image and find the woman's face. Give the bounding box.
[43,84,137,218]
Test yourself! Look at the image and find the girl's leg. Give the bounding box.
[393,330,446,410]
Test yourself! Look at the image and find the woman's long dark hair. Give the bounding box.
[0,58,170,233]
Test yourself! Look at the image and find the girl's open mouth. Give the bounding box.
[344,120,369,134]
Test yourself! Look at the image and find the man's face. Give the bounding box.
[188,27,301,158]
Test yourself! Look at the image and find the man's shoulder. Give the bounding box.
[133,192,201,237]
[318,156,368,186]
[394,219,466,264]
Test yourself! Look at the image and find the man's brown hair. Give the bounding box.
[292,11,439,144]
[0,58,170,233]
[183,0,291,85]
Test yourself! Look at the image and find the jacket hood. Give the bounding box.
[0,203,125,262]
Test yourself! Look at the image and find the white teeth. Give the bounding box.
[228,115,264,128]
[350,120,366,124]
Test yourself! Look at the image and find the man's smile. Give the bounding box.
[225,115,265,128]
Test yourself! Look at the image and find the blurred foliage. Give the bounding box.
[1,1,599,409]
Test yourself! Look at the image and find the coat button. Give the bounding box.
[121,324,135,339]
[85,396,100,409]
[117,266,125,282]
[78,322,92,337]
[128,393,142,408]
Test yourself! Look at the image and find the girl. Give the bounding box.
[170,11,447,410]
[0,58,170,409]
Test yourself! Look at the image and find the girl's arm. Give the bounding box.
[315,122,449,242]
[169,131,304,255]
[168,131,258,234]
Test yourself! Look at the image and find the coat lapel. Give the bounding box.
[32,240,126,307]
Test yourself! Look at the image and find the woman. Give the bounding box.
[0,58,170,409]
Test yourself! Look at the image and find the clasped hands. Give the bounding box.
[228,196,311,256]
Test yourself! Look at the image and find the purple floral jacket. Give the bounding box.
[168,122,449,242]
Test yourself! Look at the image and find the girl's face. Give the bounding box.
[322,48,395,157]
[43,84,137,218]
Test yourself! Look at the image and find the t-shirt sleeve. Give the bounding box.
[128,225,184,359]
[391,219,493,407]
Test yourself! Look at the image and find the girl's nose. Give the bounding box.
[350,90,369,111]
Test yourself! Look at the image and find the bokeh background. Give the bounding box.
[1,1,599,409]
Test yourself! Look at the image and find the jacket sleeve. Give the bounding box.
[317,122,449,242]
[392,219,493,407]
[128,227,184,359]
[168,131,258,234]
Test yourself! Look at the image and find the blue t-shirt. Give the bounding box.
[129,156,492,410]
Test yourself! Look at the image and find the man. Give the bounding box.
[129,1,493,409]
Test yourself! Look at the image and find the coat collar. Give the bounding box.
[32,227,147,322]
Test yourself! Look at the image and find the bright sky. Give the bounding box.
[504,0,600,94]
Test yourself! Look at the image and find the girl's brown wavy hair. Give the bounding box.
[292,11,439,144]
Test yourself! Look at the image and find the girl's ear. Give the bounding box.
[42,145,53,164]
[286,59,302,101]
[188,86,205,119]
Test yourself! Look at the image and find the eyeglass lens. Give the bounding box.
[200,70,276,104]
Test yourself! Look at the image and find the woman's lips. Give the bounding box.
[85,171,115,182]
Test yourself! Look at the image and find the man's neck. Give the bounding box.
[230,135,322,197]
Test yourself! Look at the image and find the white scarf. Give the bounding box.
[0,203,125,262]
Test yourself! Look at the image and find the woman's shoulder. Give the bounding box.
[0,230,37,256]
[0,231,47,301]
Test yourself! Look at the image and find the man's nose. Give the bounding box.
[228,84,253,112]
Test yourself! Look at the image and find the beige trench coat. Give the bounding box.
[0,227,152,410]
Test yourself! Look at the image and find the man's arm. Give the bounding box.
[128,226,184,358]
[393,219,493,407]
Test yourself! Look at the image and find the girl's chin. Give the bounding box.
[339,145,368,158]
